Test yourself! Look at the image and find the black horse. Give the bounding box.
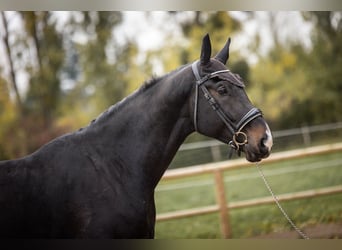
[0,34,272,238]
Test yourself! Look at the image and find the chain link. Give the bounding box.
[255,162,310,239]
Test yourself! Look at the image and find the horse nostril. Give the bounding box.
[260,133,273,152]
[260,136,267,149]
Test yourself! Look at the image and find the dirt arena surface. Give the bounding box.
[252,223,342,239]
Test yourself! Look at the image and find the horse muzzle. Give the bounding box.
[242,122,273,162]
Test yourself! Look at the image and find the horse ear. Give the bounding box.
[214,37,231,65]
[200,34,211,66]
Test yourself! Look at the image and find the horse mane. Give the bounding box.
[82,75,163,130]
[140,63,190,92]
[140,75,163,92]
[83,65,189,130]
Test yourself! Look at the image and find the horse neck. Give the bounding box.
[86,66,195,189]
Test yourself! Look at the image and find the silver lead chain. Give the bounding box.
[255,162,310,239]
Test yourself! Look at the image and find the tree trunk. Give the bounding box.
[0,11,23,113]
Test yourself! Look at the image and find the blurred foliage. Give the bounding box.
[0,74,18,158]
[21,12,65,127]
[0,11,341,159]
[159,12,244,71]
[173,11,241,63]
[250,11,342,129]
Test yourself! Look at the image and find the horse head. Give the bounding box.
[190,34,273,162]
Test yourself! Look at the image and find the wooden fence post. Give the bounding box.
[301,125,311,146]
[214,170,231,238]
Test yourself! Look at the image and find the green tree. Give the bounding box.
[298,11,342,124]
[56,12,153,131]
[21,12,65,127]
[0,74,20,158]
[250,44,309,127]
[0,11,67,157]
[276,12,342,127]
[18,12,66,153]
[0,12,22,113]
[57,12,149,125]
[250,11,342,129]
[164,12,243,67]
[0,11,130,158]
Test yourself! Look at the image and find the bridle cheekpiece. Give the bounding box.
[191,60,263,156]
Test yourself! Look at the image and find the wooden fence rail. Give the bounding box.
[156,142,342,238]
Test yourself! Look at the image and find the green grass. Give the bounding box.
[154,151,342,238]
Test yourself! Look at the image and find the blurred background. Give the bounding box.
[0,11,341,238]
[0,11,341,160]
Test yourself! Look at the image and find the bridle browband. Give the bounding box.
[191,60,263,155]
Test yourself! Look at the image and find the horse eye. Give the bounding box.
[217,85,228,95]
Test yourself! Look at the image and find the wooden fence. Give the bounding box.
[156,142,342,238]
[170,121,342,168]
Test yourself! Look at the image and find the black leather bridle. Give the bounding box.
[191,60,263,155]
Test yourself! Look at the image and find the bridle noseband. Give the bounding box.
[191,60,263,155]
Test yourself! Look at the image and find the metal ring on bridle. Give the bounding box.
[233,131,248,148]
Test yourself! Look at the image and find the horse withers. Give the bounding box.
[0,34,272,238]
